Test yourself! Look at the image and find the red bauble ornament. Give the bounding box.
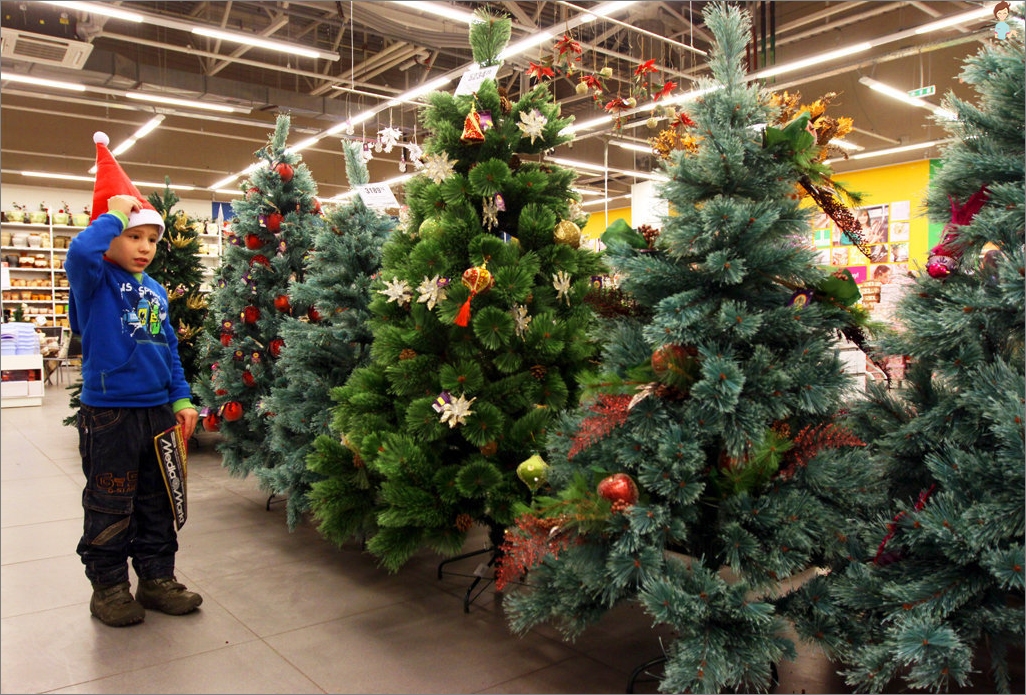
[266,212,283,233]
[203,412,220,432]
[242,371,256,387]
[651,344,700,391]
[215,388,227,396]
[597,473,639,506]
[312,198,322,214]
[269,338,285,357]
[222,401,244,422]
[219,332,232,347]
[245,234,263,250]
[274,295,292,313]
[308,306,321,322]
[250,254,271,268]
[246,186,261,201]
[243,305,260,324]
[275,162,294,182]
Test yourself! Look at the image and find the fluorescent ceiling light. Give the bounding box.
[214,188,245,197]
[43,1,143,22]
[914,7,992,34]
[546,156,669,182]
[829,138,863,152]
[191,27,336,61]
[825,139,953,164]
[858,76,957,120]
[499,31,555,61]
[589,2,638,18]
[289,136,323,154]
[107,115,166,158]
[386,76,455,107]
[582,194,632,207]
[126,91,242,113]
[612,141,653,154]
[756,43,872,78]
[2,74,86,91]
[209,173,242,190]
[390,1,476,24]
[22,170,195,190]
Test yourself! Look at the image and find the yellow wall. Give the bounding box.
[581,206,631,239]
[807,159,932,284]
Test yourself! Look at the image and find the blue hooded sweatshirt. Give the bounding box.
[65,212,193,409]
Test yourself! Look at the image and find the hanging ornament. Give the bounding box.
[575,79,590,96]
[438,392,477,428]
[377,126,403,152]
[242,305,260,324]
[419,216,444,240]
[497,87,513,114]
[399,147,407,173]
[405,141,424,165]
[250,254,271,268]
[431,390,451,413]
[516,454,549,492]
[269,338,284,358]
[362,143,374,162]
[597,472,639,507]
[567,198,585,221]
[526,62,555,82]
[273,294,292,312]
[416,275,449,310]
[265,212,283,233]
[203,412,220,433]
[242,371,256,387]
[517,108,548,144]
[553,270,573,305]
[245,234,263,250]
[219,332,232,347]
[599,65,614,78]
[653,80,678,101]
[926,186,990,279]
[482,196,500,231]
[511,304,532,338]
[275,162,294,182]
[454,262,495,327]
[307,306,322,322]
[419,152,457,184]
[379,277,413,307]
[553,220,582,248]
[460,106,486,144]
[479,111,493,131]
[221,401,244,422]
[246,186,261,202]
[651,344,700,393]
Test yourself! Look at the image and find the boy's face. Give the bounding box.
[105,224,161,273]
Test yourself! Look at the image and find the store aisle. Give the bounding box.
[1,379,850,694]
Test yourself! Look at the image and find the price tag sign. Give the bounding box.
[356,184,400,210]
[455,65,500,96]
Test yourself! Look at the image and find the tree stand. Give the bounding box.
[436,524,505,613]
[626,657,778,694]
[265,493,287,511]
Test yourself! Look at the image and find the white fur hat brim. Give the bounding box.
[129,208,166,238]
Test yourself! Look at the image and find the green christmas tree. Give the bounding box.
[147,180,208,385]
[499,4,875,693]
[193,114,324,476]
[782,15,1025,693]
[308,8,604,571]
[259,139,394,530]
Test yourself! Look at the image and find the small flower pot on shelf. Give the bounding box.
[27,211,48,225]
[71,213,90,227]
[5,210,26,223]
[53,212,70,226]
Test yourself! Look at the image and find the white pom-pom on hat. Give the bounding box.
[93,131,110,146]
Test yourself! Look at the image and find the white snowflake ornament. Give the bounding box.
[553,270,572,305]
[482,196,500,231]
[567,198,585,221]
[406,142,424,165]
[377,126,404,152]
[416,275,449,310]
[379,277,412,307]
[511,303,532,338]
[439,393,476,428]
[420,151,457,184]
[518,109,548,144]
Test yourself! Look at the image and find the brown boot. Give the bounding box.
[136,577,202,615]
[90,581,145,627]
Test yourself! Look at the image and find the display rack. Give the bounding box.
[0,352,44,408]
[197,221,225,291]
[1,218,80,327]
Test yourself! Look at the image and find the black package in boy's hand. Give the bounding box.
[154,424,188,530]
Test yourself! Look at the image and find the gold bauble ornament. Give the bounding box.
[553,219,582,248]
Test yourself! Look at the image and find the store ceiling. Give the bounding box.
[0,1,994,208]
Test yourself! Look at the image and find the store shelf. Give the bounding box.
[1,220,76,327]
[0,352,44,408]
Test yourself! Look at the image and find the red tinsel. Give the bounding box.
[874,484,936,565]
[568,393,633,459]
[777,422,865,480]
[495,513,573,591]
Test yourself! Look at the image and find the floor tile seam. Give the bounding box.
[0,514,81,532]
[468,650,615,694]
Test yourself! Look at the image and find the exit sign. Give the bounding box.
[908,85,936,98]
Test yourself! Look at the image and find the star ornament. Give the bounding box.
[482,196,500,231]
[420,152,457,184]
[439,393,477,428]
[518,108,548,144]
[553,270,572,305]
[379,277,412,307]
[416,275,449,310]
[511,303,532,338]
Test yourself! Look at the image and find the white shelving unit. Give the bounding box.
[1,218,83,328]
[197,221,225,292]
[0,353,45,408]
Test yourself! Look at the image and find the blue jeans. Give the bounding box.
[76,404,179,587]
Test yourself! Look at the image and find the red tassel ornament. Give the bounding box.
[454,262,495,327]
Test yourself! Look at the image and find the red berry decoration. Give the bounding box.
[242,371,256,387]
[203,412,220,432]
[245,234,263,250]
[219,332,232,347]
[269,338,285,357]
[273,295,292,313]
[597,472,639,507]
[222,401,244,422]
[275,162,294,183]
[265,212,283,233]
[243,305,260,324]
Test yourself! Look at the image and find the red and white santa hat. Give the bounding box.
[90,131,165,238]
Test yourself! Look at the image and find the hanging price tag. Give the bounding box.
[356,184,400,210]
[455,65,500,96]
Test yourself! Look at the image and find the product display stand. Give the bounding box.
[436,524,505,613]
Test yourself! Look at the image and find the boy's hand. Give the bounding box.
[176,407,199,442]
[107,194,141,218]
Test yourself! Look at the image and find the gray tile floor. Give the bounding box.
[1,375,854,694]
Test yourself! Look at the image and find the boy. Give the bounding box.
[65,131,201,627]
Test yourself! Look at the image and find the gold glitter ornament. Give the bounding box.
[553,219,581,248]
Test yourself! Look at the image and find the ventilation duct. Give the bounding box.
[1,28,93,69]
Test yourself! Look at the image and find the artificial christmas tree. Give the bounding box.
[147,180,208,385]
[194,114,324,476]
[500,4,875,693]
[259,139,394,530]
[308,8,604,571]
[782,14,1025,693]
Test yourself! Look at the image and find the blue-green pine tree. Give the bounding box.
[259,139,393,530]
[193,114,324,476]
[781,14,1025,693]
[500,4,875,693]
